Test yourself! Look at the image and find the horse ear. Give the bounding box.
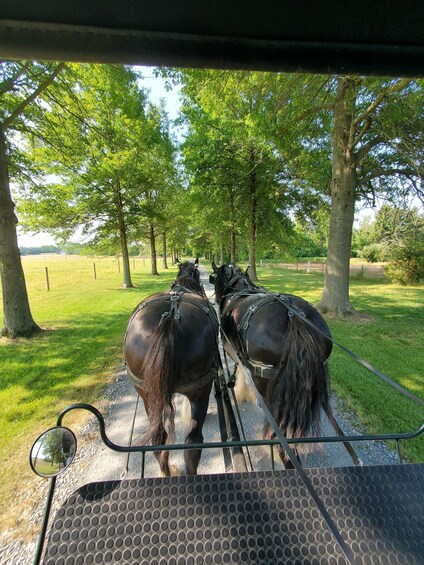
[194,257,199,265]
[245,265,250,275]
[212,261,218,273]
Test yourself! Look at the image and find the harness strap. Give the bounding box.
[126,291,218,333]
[125,291,221,393]
[159,292,182,324]
[234,292,308,378]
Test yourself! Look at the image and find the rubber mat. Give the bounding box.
[43,464,424,564]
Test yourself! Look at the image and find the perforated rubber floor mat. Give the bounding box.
[43,464,424,564]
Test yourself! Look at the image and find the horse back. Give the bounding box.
[125,292,218,381]
[222,291,332,366]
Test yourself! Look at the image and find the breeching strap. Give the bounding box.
[220,326,357,565]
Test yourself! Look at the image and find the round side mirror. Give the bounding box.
[30,427,77,478]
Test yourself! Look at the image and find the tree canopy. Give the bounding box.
[2,63,422,336]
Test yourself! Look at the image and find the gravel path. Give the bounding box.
[1,264,400,565]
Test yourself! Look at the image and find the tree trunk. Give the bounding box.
[0,130,41,337]
[230,230,236,264]
[247,148,258,281]
[116,180,134,288]
[150,223,159,275]
[162,232,168,269]
[317,77,358,318]
[229,186,236,264]
[220,243,224,265]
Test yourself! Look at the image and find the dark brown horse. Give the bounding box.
[210,262,333,467]
[176,257,200,283]
[124,261,219,476]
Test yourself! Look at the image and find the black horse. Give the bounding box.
[176,257,200,283]
[124,260,219,476]
[210,262,333,467]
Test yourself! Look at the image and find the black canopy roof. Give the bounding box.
[0,1,423,76]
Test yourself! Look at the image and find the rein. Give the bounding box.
[219,325,356,565]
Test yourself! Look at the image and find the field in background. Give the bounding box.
[263,257,386,278]
[0,255,423,537]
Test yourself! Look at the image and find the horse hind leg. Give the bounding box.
[234,365,257,404]
[183,383,212,475]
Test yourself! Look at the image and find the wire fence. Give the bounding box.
[268,261,385,278]
[20,254,151,291]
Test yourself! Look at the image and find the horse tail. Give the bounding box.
[263,315,329,453]
[141,316,184,447]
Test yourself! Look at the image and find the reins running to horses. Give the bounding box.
[219,324,356,565]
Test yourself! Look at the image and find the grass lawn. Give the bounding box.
[0,254,175,534]
[258,265,424,463]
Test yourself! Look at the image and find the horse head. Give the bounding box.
[209,262,245,303]
[173,260,202,293]
[176,258,200,284]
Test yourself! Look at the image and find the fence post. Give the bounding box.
[45,267,50,291]
[133,258,135,270]
[93,262,97,280]
[307,260,311,273]
[118,260,120,273]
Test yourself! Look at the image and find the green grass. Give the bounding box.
[0,254,175,533]
[257,265,424,462]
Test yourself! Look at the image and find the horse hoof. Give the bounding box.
[169,464,181,477]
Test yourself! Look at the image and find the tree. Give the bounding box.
[372,205,424,283]
[18,66,181,284]
[17,65,159,287]
[0,61,64,337]
[178,70,293,278]
[317,77,423,317]
[126,102,180,275]
[351,216,375,256]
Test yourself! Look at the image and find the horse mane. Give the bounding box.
[172,272,203,294]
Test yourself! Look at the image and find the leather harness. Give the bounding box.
[221,275,309,381]
[125,288,221,393]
